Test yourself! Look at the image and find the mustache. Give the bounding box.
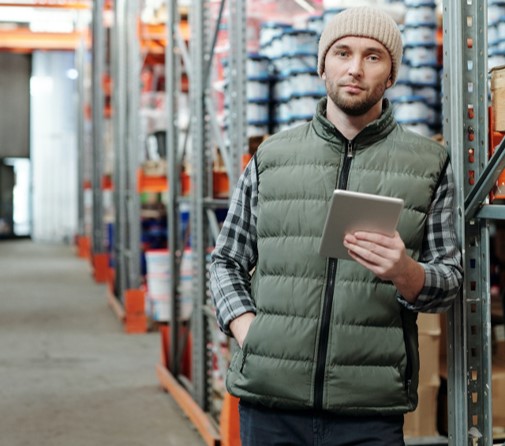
[338,81,365,89]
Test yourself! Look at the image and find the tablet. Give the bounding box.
[319,190,404,260]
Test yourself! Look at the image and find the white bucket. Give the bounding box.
[413,86,440,106]
[274,100,291,122]
[402,25,437,46]
[260,21,292,47]
[404,44,438,65]
[289,69,326,96]
[247,122,269,137]
[247,78,270,101]
[289,94,321,119]
[247,54,270,79]
[489,49,505,70]
[147,273,170,297]
[247,100,270,122]
[489,5,505,25]
[404,0,436,6]
[402,121,434,138]
[145,249,169,275]
[392,96,435,123]
[408,64,440,86]
[498,19,505,40]
[280,29,318,56]
[385,83,414,102]
[489,24,499,48]
[270,54,317,75]
[396,63,411,83]
[273,74,291,100]
[404,6,438,26]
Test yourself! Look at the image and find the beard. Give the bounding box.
[325,79,388,116]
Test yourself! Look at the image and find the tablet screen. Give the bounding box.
[319,190,404,260]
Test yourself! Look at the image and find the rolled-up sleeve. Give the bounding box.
[398,161,464,312]
[210,159,258,336]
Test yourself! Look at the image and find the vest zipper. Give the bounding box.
[314,139,354,410]
[314,258,337,409]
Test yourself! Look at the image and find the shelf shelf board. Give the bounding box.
[0,28,87,51]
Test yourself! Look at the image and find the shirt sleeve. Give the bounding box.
[209,157,258,336]
[397,161,464,312]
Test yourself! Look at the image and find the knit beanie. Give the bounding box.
[317,6,403,84]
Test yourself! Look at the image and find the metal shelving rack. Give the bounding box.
[84,0,505,446]
[76,26,87,246]
[160,0,248,439]
[187,0,247,412]
[111,0,142,302]
[443,1,505,445]
[90,0,106,257]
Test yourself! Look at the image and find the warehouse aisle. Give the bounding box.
[0,239,205,446]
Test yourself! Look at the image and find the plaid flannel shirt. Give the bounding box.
[210,156,463,336]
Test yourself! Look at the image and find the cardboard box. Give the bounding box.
[493,364,505,430]
[491,65,505,132]
[418,313,442,336]
[403,313,443,438]
[404,379,440,438]
[417,313,442,384]
[419,332,441,384]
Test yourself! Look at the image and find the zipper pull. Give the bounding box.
[347,140,353,158]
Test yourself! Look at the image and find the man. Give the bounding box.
[210,6,463,446]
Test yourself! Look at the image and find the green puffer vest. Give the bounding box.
[226,99,449,415]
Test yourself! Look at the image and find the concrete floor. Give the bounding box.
[0,239,206,446]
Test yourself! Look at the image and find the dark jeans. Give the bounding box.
[239,401,405,446]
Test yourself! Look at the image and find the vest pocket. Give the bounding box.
[240,347,248,373]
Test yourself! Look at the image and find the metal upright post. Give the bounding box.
[76,31,87,239]
[112,0,142,301]
[112,0,128,299]
[443,1,493,444]
[227,0,248,188]
[125,0,142,291]
[91,0,105,255]
[166,0,183,377]
[189,0,213,410]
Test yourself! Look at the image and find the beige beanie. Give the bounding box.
[317,6,403,84]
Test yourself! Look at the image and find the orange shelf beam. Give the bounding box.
[0,28,87,51]
[106,280,126,322]
[0,1,90,8]
[156,364,220,446]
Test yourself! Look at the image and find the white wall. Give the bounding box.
[31,51,78,243]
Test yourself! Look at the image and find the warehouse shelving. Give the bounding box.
[443,1,505,444]
[151,2,505,446]
[35,0,502,443]
[1,0,503,444]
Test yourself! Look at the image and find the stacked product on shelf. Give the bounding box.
[222,2,445,140]
[145,248,194,323]
[387,0,442,137]
[259,20,325,132]
[246,53,271,137]
[140,192,167,275]
[222,52,271,137]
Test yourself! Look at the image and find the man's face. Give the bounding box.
[322,36,393,117]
